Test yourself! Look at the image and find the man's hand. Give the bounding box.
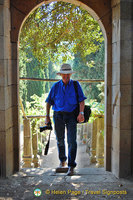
[77,101,85,123]
[77,113,84,123]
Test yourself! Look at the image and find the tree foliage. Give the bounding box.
[19,1,105,113]
[26,51,46,102]
[72,42,105,102]
[19,49,28,108]
[19,47,46,105]
[19,1,104,67]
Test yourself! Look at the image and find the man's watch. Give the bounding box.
[80,111,84,115]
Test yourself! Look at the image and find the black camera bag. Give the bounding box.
[73,81,91,123]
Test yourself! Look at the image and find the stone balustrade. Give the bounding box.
[22,118,33,168]
[22,116,50,168]
[77,115,104,168]
[22,115,104,168]
[96,117,104,167]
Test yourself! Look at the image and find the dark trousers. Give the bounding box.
[53,111,77,168]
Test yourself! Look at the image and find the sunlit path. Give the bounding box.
[40,129,95,170]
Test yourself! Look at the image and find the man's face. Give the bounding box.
[61,73,72,85]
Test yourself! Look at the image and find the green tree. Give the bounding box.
[19,1,104,68]
[19,1,104,111]
[19,45,46,104]
[26,50,46,102]
[48,61,58,88]
[19,48,28,108]
[73,42,105,102]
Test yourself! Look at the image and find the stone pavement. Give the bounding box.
[0,167,133,200]
[40,130,91,169]
[0,133,133,200]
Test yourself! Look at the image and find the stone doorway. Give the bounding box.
[0,0,133,178]
[18,0,107,173]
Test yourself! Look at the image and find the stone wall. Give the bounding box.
[111,0,133,177]
[0,0,14,177]
[0,0,20,177]
[9,0,112,177]
[0,0,133,178]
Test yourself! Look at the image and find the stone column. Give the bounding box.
[90,119,97,163]
[86,122,93,155]
[96,117,104,167]
[32,132,40,168]
[22,118,33,168]
[77,124,83,140]
[111,0,133,177]
[82,123,89,144]
[0,0,17,177]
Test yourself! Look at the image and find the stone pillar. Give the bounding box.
[111,0,133,177]
[0,0,19,177]
[90,119,97,163]
[86,123,93,155]
[22,118,33,168]
[82,123,89,144]
[77,124,81,136]
[96,117,104,167]
[103,0,112,173]
[32,132,40,168]
[77,124,83,140]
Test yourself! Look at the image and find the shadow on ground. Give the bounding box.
[1,131,133,199]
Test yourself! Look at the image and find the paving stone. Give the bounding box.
[0,133,133,200]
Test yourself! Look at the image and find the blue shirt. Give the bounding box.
[46,79,87,112]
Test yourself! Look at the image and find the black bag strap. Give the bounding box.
[44,131,51,155]
[73,80,79,104]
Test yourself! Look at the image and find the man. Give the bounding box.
[45,63,86,175]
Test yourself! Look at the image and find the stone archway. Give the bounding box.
[0,0,133,178]
[12,0,113,176]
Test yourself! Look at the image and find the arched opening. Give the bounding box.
[0,0,115,178]
[1,0,133,179]
[18,0,107,171]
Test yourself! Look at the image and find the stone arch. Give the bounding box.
[12,0,112,175]
[1,0,133,178]
[1,0,112,177]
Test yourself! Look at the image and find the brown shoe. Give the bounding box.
[60,161,67,167]
[55,161,68,173]
[66,167,74,176]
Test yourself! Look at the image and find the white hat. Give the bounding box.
[57,64,75,75]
